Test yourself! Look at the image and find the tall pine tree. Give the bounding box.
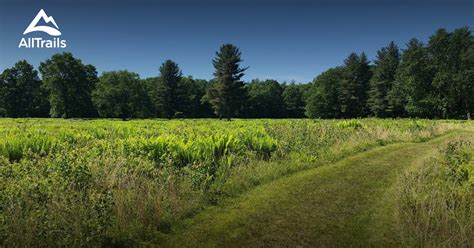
[368,41,400,117]
[151,60,182,118]
[454,27,474,119]
[428,28,453,118]
[428,27,474,119]
[207,44,247,120]
[389,39,435,118]
[338,53,371,118]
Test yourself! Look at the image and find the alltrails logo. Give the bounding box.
[19,9,67,48]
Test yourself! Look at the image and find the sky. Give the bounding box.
[0,0,473,83]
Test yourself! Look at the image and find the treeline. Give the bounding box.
[0,27,472,119]
[307,27,473,119]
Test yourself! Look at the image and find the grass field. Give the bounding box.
[0,119,473,246]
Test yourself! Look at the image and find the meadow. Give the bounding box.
[0,118,472,246]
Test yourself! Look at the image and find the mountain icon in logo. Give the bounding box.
[23,9,61,36]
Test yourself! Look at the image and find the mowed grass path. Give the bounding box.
[162,131,472,247]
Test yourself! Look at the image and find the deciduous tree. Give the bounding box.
[306,67,344,118]
[39,53,97,118]
[92,70,146,120]
[282,83,306,118]
[246,79,284,118]
[0,60,49,117]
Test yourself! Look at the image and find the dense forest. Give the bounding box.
[0,27,472,119]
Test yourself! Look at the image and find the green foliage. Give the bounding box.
[442,140,471,184]
[151,60,182,118]
[0,133,55,162]
[428,27,474,119]
[389,27,474,119]
[368,41,400,117]
[246,79,284,118]
[336,119,364,129]
[307,53,373,119]
[39,53,97,118]
[1,28,473,120]
[0,60,49,117]
[339,53,372,118]
[0,118,467,246]
[306,67,344,118]
[92,70,146,119]
[207,44,247,119]
[176,77,213,118]
[397,138,473,247]
[282,83,306,118]
[390,39,434,117]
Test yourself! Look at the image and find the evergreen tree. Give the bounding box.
[1,27,470,120]
[454,28,474,119]
[151,60,182,118]
[428,28,453,118]
[390,39,434,118]
[368,42,400,117]
[39,53,97,118]
[386,74,407,117]
[338,53,371,118]
[207,44,247,120]
[428,27,474,119]
[0,60,49,117]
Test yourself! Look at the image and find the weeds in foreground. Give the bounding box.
[396,139,474,247]
[0,118,471,246]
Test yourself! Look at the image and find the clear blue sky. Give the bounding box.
[0,0,473,82]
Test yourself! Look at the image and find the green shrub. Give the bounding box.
[336,119,364,129]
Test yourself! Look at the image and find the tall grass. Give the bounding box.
[396,139,474,247]
[0,118,471,246]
